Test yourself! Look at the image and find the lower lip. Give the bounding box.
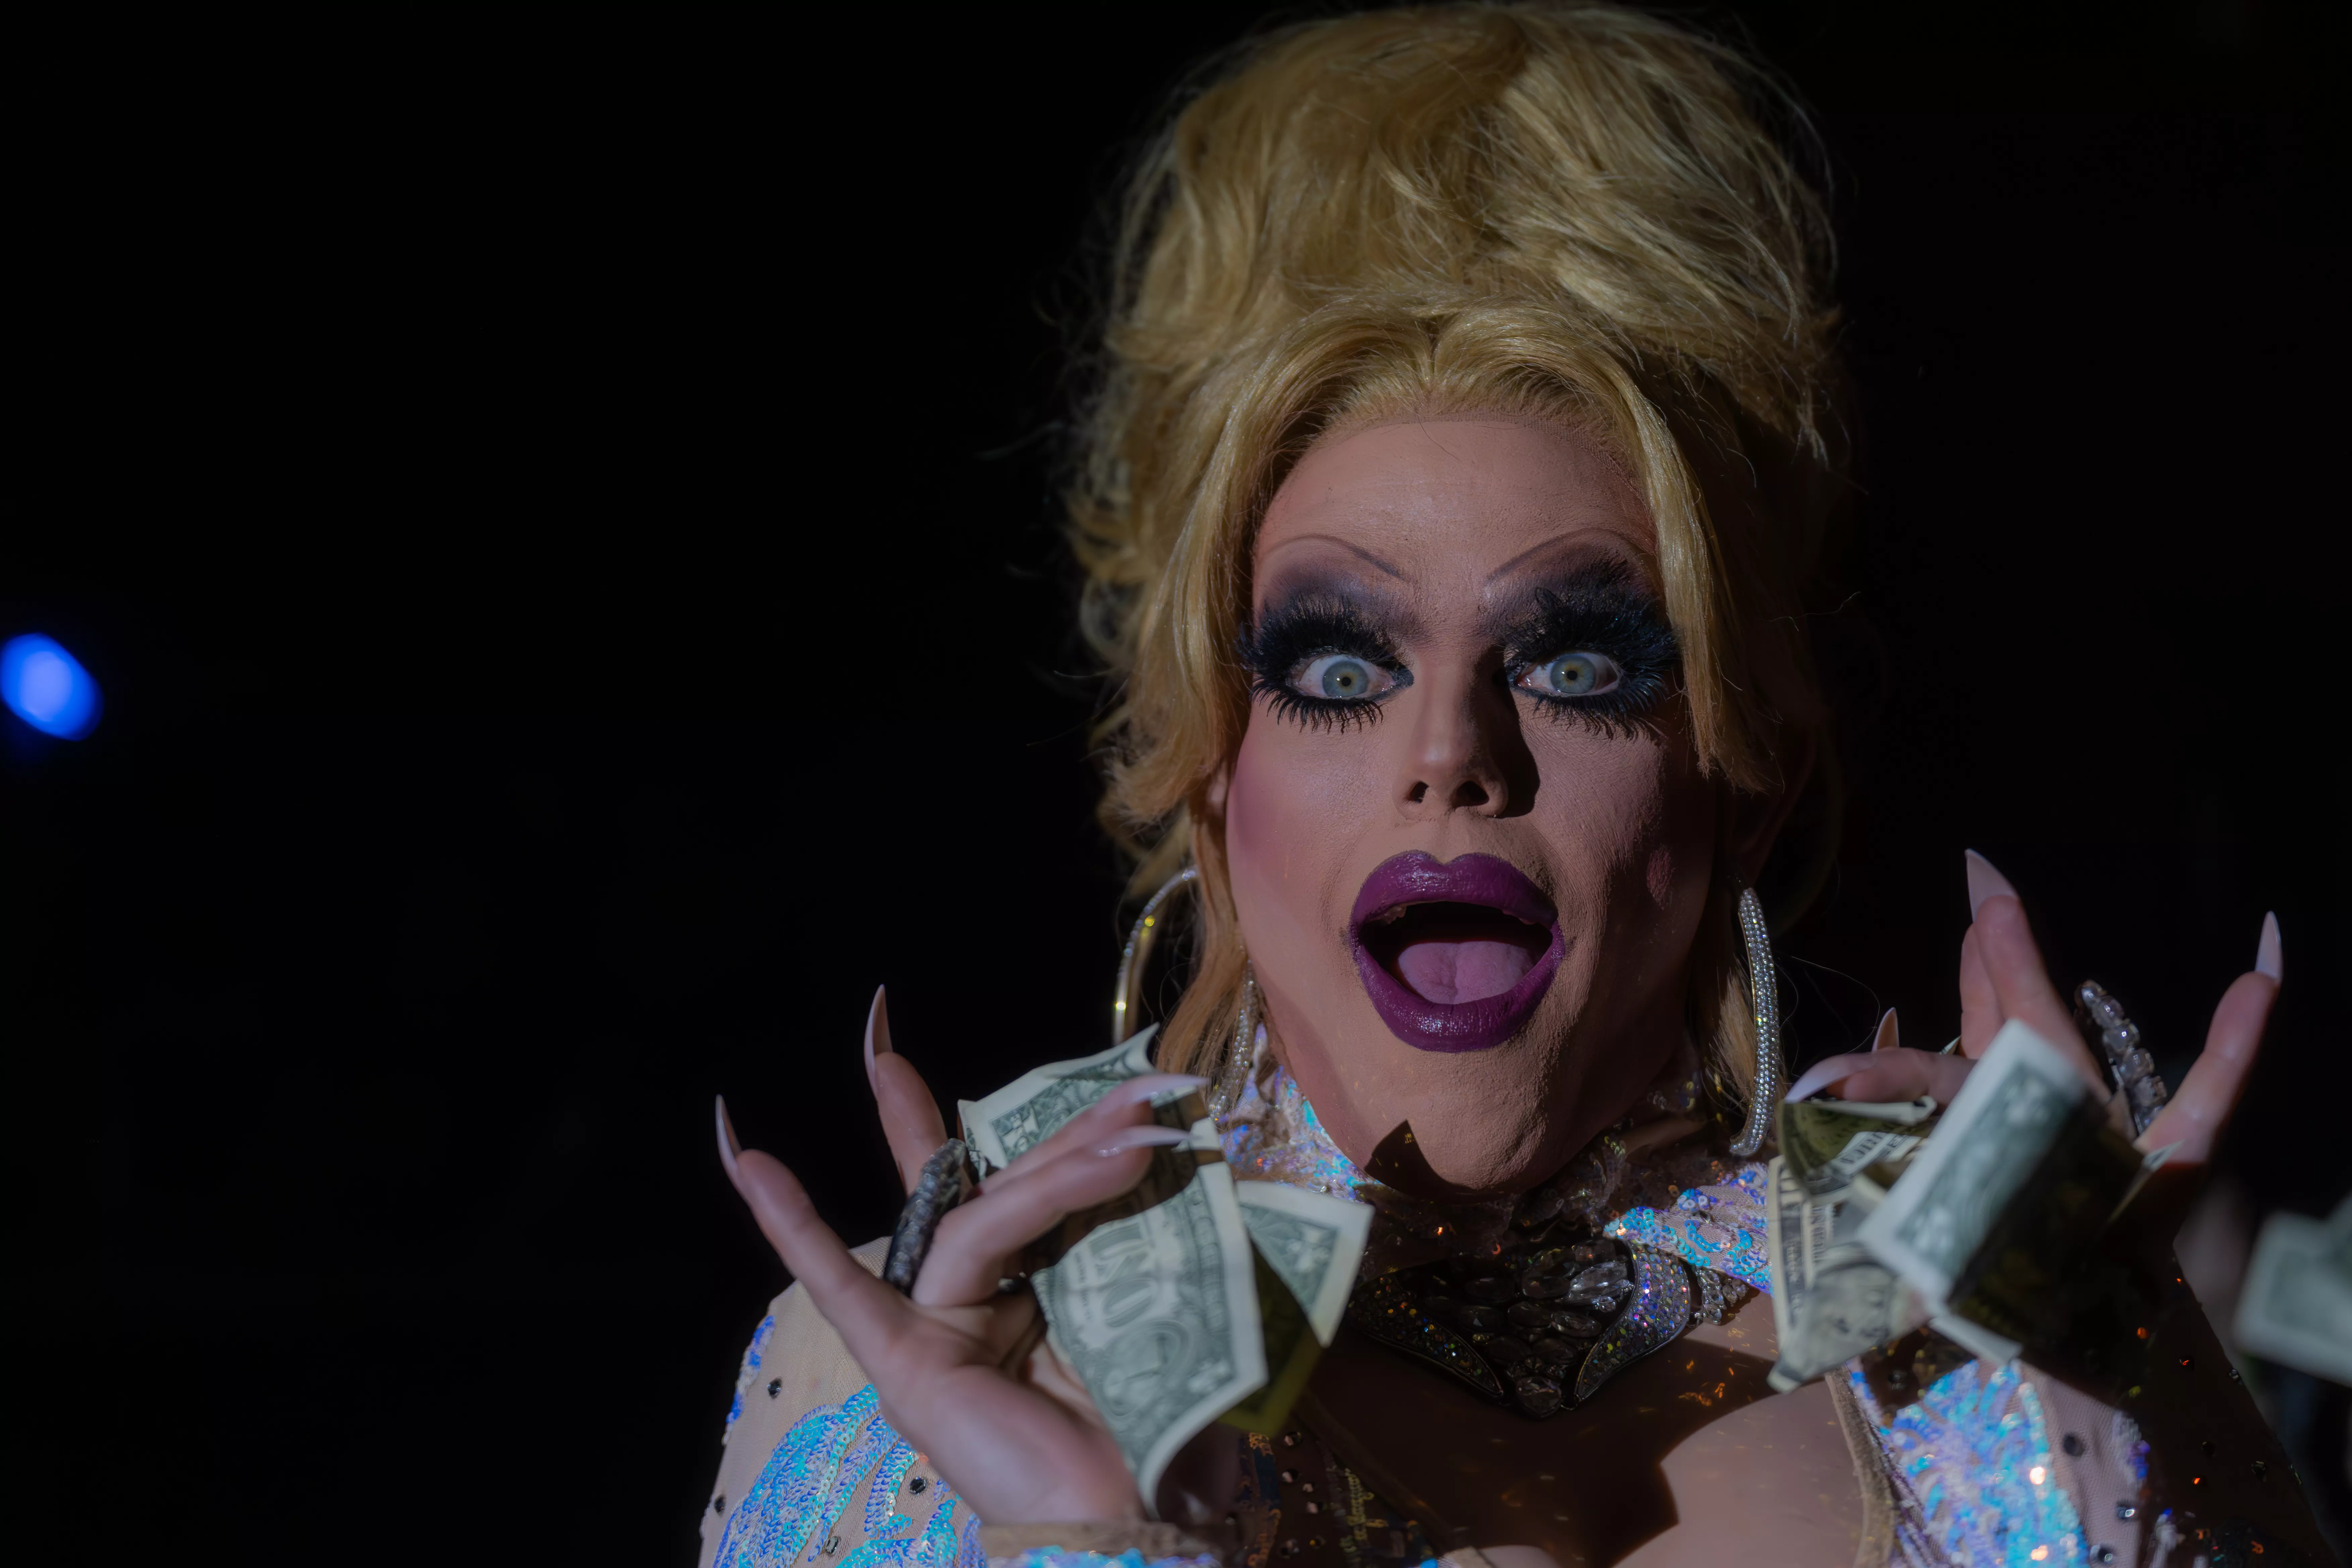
[1350,918,1565,1054]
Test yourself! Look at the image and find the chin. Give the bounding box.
[1263,961,1596,1198]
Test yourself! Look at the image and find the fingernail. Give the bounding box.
[1964,849,2019,921]
[863,986,893,1094]
[1783,1057,1859,1103]
[2256,912,2283,983]
[1099,1073,1211,1113]
[1872,1008,1900,1052]
[1096,1125,1193,1157]
[715,1094,742,1181]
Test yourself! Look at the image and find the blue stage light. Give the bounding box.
[1,633,103,739]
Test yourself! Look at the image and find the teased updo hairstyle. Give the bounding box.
[1071,2,1848,1125]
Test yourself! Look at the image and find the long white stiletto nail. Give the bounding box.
[1872,1008,1900,1052]
[1095,1125,1193,1157]
[2256,912,2283,982]
[716,1095,742,1181]
[1098,1074,1210,1112]
[1783,1058,1856,1103]
[863,986,891,1093]
[1964,849,2019,920]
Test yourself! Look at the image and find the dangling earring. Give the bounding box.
[1727,884,1783,1158]
[1207,962,1260,1121]
[1113,864,1198,1044]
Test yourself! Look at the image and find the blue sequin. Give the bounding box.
[728,1314,778,1432]
[715,1384,985,1568]
[999,1552,1221,1568]
[1605,1170,1772,1292]
[1854,1359,2087,1568]
[865,1443,920,1536]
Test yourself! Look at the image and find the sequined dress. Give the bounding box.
[698,1037,2166,1568]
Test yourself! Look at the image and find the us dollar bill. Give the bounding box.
[1031,1160,1267,1506]
[2233,1196,2352,1386]
[1857,1019,2158,1352]
[962,1031,1372,1502]
[1765,1153,1924,1390]
[960,1027,1165,1172]
[1234,1180,1371,1346]
[1780,1096,1937,1199]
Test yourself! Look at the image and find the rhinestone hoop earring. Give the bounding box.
[1112,864,1198,1044]
[1727,885,1783,1158]
[1207,963,1259,1122]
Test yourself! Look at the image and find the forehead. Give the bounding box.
[1253,415,1656,599]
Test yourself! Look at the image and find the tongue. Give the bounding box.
[1394,937,1536,1006]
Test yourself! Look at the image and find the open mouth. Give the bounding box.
[1359,902,1553,1006]
[1348,852,1565,1052]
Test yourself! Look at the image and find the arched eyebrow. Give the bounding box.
[1482,534,1659,592]
[1258,532,1407,580]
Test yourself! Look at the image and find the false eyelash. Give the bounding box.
[1501,565,1681,735]
[1238,596,1412,732]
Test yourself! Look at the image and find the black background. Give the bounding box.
[5,4,2345,1563]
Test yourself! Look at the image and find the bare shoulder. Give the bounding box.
[1618,1290,1865,1567]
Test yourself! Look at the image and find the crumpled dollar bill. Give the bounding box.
[1771,1020,2173,1386]
[2234,1195,2352,1386]
[956,1028,1370,1506]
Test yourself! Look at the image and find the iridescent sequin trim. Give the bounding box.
[727,1313,779,1439]
[1848,1359,2088,1568]
[714,1383,986,1568]
[1604,1165,1773,1293]
[991,1552,1221,1568]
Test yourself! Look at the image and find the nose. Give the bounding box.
[1397,662,1534,819]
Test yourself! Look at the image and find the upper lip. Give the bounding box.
[1349,851,1558,933]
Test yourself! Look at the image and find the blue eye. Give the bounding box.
[1518,650,1621,700]
[1290,653,1396,702]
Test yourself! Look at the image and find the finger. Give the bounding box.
[1958,850,2017,1060]
[915,1126,1192,1306]
[2143,958,2278,1162]
[1784,1048,1973,1106]
[1971,895,2106,1089]
[988,1074,1208,1186]
[726,1143,920,1374]
[1958,926,2000,1058]
[1963,848,2018,920]
[866,988,951,1192]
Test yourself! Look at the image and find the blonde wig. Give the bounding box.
[1071,2,1849,1123]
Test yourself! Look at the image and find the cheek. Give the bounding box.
[1224,716,1383,943]
[1224,719,1316,918]
[1530,725,1713,928]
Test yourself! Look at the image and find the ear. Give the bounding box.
[1203,763,1232,819]
[1726,727,1817,888]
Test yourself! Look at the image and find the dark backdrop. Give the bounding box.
[5,4,2345,1563]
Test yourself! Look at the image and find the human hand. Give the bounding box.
[1782,851,2282,1171]
[719,986,1207,1526]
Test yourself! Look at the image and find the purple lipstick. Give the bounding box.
[1349,851,1564,1052]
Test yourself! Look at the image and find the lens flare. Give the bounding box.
[1,633,103,739]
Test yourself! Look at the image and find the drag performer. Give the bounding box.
[703,7,2327,1565]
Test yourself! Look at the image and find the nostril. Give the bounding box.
[1451,779,1492,809]
[1407,781,1429,804]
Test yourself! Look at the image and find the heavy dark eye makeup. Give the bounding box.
[1239,594,1414,731]
[1499,561,1679,730]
